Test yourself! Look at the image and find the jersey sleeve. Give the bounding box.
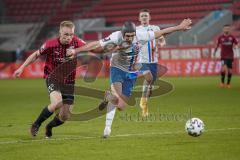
[99,31,119,48]
[233,36,238,45]
[76,37,86,47]
[155,26,160,31]
[39,41,50,55]
[136,31,155,44]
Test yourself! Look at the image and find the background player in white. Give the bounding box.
[67,19,192,138]
[137,9,166,117]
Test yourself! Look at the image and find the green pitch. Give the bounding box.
[0,77,240,160]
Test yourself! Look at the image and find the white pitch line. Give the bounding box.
[0,127,240,145]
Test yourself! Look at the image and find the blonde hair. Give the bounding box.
[60,21,75,29]
[139,9,150,14]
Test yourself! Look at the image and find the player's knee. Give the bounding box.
[110,94,119,105]
[48,101,63,111]
[146,78,153,85]
[228,69,232,74]
[145,73,153,84]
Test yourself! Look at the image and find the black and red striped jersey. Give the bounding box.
[39,36,85,84]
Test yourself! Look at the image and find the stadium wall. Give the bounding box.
[1,46,239,79]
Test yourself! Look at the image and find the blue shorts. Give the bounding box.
[110,67,137,97]
[140,63,158,81]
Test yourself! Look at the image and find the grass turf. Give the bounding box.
[0,76,239,160]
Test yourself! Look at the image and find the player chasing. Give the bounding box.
[67,18,192,138]
[213,25,239,88]
[13,21,86,138]
[137,9,166,117]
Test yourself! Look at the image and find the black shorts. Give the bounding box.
[221,59,233,69]
[46,78,75,105]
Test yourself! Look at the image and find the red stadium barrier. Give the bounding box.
[1,59,239,79]
[0,62,44,78]
[159,59,240,76]
[1,45,239,78]
[0,60,110,79]
[159,45,214,59]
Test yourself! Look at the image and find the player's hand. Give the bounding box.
[13,67,23,78]
[212,52,216,59]
[66,48,76,59]
[179,18,192,30]
[212,49,218,59]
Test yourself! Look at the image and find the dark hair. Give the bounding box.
[121,21,136,36]
[139,9,150,14]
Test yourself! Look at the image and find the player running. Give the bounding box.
[137,9,166,117]
[213,25,239,88]
[67,18,192,138]
[13,21,86,138]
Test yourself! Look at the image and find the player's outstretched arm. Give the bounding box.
[67,41,104,58]
[213,41,220,58]
[13,50,41,77]
[154,18,192,39]
[76,40,103,53]
[213,46,218,58]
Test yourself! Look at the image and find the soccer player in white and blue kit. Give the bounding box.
[66,19,192,138]
[137,9,166,117]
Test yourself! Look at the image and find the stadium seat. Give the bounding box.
[81,0,232,26]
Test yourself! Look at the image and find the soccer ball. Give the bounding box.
[185,118,205,137]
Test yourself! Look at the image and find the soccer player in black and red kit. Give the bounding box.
[214,25,239,88]
[13,21,86,138]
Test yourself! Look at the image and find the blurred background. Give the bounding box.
[0,0,239,78]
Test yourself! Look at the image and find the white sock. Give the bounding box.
[105,102,116,129]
